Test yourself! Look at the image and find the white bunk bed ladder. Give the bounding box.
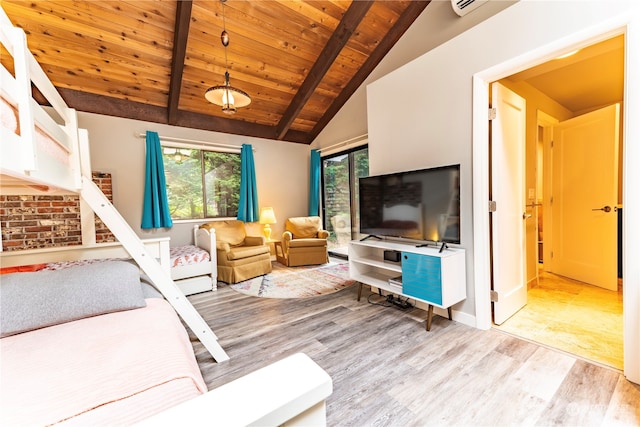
[80,177,229,363]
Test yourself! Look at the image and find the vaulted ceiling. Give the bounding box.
[1,0,431,144]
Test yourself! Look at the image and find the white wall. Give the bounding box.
[366,0,640,383]
[78,112,309,246]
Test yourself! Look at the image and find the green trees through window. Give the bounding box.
[162,146,241,220]
[321,146,369,249]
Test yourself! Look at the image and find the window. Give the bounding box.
[162,146,241,220]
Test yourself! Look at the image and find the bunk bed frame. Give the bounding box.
[0,9,228,363]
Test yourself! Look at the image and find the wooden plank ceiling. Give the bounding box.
[1,1,431,144]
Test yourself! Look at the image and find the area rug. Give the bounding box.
[228,260,355,299]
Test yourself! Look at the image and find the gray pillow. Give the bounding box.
[0,260,147,338]
[140,273,163,299]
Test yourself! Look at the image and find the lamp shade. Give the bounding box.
[259,207,277,225]
[205,84,251,109]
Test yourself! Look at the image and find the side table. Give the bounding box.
[273,240,287,265]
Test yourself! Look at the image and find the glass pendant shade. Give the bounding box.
[205,80,251,112]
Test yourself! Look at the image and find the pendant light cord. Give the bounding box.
[221,0,229,82]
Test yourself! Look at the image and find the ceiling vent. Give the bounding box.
[452,0,488,17]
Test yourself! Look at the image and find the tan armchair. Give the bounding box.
[281,216,329,267]
[200,220,272,284]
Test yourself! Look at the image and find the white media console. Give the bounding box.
[349,239,466,330]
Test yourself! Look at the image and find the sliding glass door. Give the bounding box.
[321,146,369,254]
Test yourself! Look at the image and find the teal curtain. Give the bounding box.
[141,131,173,229]
[237,144,259,222]
[308,149,321,216]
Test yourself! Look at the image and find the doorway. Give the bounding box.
[490,36,624,369]
[320,146,369,257]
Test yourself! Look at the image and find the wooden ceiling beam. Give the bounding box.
[274,1,374,141]
[57,87,309,144]
[58,88,169,124]
[173,110,279,141]
[167,0,193,125]
[307,1,432,144]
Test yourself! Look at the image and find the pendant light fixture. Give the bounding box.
[204,0,251,114]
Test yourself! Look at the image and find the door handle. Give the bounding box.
[592,205,614,213]
[522,212,532,220]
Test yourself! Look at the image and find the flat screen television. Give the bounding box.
[359,164,460,244]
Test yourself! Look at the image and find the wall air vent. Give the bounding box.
[452,0,488,17]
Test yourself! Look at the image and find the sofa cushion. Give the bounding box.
[288,238,327,248]
[226,245,270,261]
[243,236,266,247]
[286,216,322,239]
[0,260,147,338]
[201,220,246,246]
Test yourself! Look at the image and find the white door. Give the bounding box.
[491,83,528,325]
[548,104,620,291]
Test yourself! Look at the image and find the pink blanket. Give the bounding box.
[0,299,207,426]
[170,245,210,268]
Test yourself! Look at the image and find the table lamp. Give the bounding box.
[259,207,277,240]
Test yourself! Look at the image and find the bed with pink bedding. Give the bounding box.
[171,244,210,268]
[168,225,217,295]
[30,238,217,296]
[0,261,207,426]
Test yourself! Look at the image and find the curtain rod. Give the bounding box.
[317,133,368,152]
[135,133,254,152]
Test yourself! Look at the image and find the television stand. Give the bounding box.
[349,239,466,331]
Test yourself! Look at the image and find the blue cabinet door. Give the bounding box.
[401,252,442,305]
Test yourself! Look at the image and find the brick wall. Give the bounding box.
[92,172,114,244]
[0,172,116,251]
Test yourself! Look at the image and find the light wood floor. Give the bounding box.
[187,283,640,426]
[494,269,624,370]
